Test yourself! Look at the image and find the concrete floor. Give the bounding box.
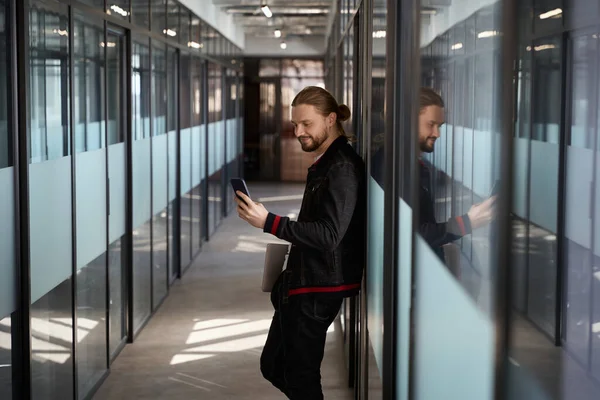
[94,182,353,399]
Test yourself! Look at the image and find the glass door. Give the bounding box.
[107,26,128,359]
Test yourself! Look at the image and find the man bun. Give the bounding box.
[338,104,351,122]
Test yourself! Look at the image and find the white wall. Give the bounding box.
[178,0,245,49]
[244,36,326,57]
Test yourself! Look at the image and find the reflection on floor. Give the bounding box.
[510,313,600,400]
[93,182,353,399]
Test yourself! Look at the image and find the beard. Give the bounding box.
[298,131,327,152]
[419,137,436,153]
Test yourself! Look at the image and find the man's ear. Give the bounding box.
[327,112,336,127]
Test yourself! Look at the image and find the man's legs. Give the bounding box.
[283,295,343,400]
[260,310,288,394]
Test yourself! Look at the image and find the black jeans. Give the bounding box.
[260,273,343,399]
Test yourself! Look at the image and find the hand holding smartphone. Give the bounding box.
[230,178,251,204]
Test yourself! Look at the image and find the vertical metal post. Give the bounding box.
[125,31,134,343]
[149,41,155,310]
[493,0,517,397]
[12,0,32,397]
[103,19,110,369]
[360,1,373,398]
[68,6,80,399]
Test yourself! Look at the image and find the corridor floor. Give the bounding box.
[93,183,353,399]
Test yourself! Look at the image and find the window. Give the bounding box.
[132,40,151,140]
[29,1,71,163]
[152,44,167,136]
[74,14,105,152]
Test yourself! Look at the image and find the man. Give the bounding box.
[234,86,365,399]
[417,87,495,258]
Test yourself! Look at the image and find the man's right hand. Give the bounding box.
[467,195,497,230]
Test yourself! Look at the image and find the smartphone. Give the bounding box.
[230,178,251,204]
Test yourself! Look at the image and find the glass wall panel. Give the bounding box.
[131,0,150,29]
[0,315,12,398]
[152,43,168,307]
[208,62,217,234]
[78,0,103,9]
[191,58,204,253]
[106,28,127,357]
[528,35,561,338]
[132,39,152,333]
[31,279,74,399]
[180,53,192,268]
[167,47,178,282]
[75,252,107,398]
[151,0,166,35]
[179,9,190,46]
[73,12,108,399]
[0,1,13,396]
[413,2,503,399]
[29,0,70,163]
[29,4,74,398]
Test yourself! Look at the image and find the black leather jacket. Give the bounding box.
[263,136,366,297]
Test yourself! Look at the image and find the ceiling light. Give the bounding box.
[188,41,202,49]
[305,28,312,35]
[539,8,562,19]
[280,41,287,50]
[100,42,116,48]
[534,44,556,51]
[373,30,386,38]
[477,30,500,38]
[451,43,463,50]
[261,5,273,18]
[109,4,129,17]
[274,29,281,38]
[163,29,177,37]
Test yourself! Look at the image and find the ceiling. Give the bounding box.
[211,0,334,40]
[209,0,453,54]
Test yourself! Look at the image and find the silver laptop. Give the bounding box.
[262,243,290,292]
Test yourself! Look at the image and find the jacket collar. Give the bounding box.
[309,135,348,169]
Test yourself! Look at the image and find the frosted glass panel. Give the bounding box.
[0,167,15,318]
[192,125,201,186]
[180,127,192,195]
[30,156,73,303]
[200,125,206,180]
[108,142,126,243]
[396,199,412,400]
[76,148,107,269]
[168,130,177,202]
[152,134,168,214]
[473,130,494,197]
[208,123,216,175]
[133,138,151,228]
[530,141,559,233]
[565,146,593,248]
[367,177,384,373]
[513,138,529,219]
[414,236,494,400]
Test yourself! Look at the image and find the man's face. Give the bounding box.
[418,105,445,153]
[291,104,333,152]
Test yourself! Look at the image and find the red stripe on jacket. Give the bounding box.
[271,215,281,235]
[288,283,361,296]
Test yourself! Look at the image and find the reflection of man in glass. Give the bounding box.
[418,87,495,259]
